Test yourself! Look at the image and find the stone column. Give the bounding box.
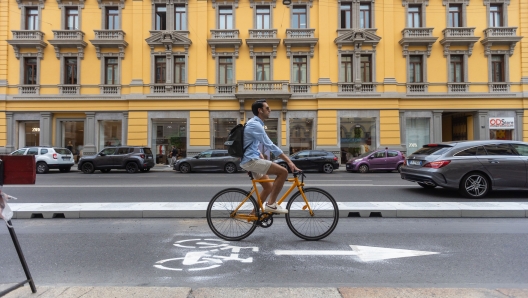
[5,112,14,153]
[84,112,97,155]
[476,110,488,140]
[516,110,524,141]
[122,112,129,145]
[39,112,53,147]
[432,110,443,143]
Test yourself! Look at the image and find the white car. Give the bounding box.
[11,147,75,174]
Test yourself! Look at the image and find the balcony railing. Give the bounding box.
[100,85,121,95]
[406,83,428,93]
[448,83,469,93]
[290,84,311,93]
[93,30,126,40]
[18,85,39,95]
[285,28,315,39]
[52,30,85,40]
[489,83,510,93]
[248,29,277,39]
[442,27,476,38]
[338,83,376,93]
[215,84,236,94]
[237,81,288,92]
[11,30,45,40]
[150,84,188,94]
[483,27,517,38]
[401,28,434,38]
[59,85,80,95]
[210,30,239,39]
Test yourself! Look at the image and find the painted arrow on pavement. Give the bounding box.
[274,245,439,262]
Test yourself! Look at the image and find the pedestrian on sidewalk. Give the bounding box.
[169,146,179,167]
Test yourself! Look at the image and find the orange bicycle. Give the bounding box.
[206,171,339,241]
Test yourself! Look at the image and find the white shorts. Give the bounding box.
[240,159,272,179]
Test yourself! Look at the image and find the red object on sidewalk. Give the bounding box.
[0,155,36,185]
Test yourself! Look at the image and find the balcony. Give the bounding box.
[58,85,80,95]
[334,28,381,51]
[145,31,192,53]
[488,83,510,93]
[440,27,480,56]
[235,81,291,99]
[406,83,429,93]
[246,29,280,57]
[100,85,121,95]
[447,83,469,93]
[481,27,523,56]
[283,29,318,57]
[89,30,128,59]
[48,30,88,58]
[207,30,242,57]
[338,83,376,93]
[289,83,311,94]
[215,84,237,95]
[399,28,438,57]
[150,83,188,94]
[7,30,48,59]
[18,85,39,95]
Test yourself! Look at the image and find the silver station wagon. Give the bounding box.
[400,140,528,198]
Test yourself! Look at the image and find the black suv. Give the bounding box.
[274,150,340,174]
[78,146,155,174]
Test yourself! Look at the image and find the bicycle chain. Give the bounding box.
[257,213,274,228]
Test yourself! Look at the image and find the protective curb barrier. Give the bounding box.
[7,201,528,219]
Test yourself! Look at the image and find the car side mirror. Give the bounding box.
[368,155,374,159]
[293,156,299,159]
[99,153,106,156]
[194,155,200,159]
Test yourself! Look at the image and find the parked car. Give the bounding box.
[346,149,405,173]
[11,146,74,174]
[173,149,242,173]
[78,146,154,174]
[400,140,528,198]
[274,150,339,174]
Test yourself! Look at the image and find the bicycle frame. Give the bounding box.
[231,175,314,222]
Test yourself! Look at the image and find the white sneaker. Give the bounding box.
[265,203,288,214]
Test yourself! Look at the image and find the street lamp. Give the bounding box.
[282,0,292,5]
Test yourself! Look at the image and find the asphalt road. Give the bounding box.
[3,170,528,204]
[1,218,527,288]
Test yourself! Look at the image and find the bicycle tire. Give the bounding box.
[285,187,339,241]
[206,188,259,241]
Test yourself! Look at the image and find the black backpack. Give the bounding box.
[224,124,248,158]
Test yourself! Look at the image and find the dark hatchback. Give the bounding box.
[173,149,242,173]
[274,150,339,173]
[78,146,155,173]
[346,149,405,173]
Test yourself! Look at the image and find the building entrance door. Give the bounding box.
[62,121,84,163]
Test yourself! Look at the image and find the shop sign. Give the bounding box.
[489,117,514,130]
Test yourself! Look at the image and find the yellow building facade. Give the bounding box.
[1,0,527,163]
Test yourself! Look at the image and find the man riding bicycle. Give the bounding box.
[240,100,301,214]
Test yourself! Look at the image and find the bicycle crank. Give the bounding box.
[257,213,274,228]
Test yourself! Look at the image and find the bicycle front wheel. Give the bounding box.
[206,188,258,241]
[285,188,339,241]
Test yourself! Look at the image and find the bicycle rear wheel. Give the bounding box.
[285,187,339,241]
[206,188,259,241]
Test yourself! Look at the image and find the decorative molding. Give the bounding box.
[286,48,314,58]
[285,0,313,7]
[401,0,428,6]
[195,79,208,86]
[483,0,510,5]
[16,0,46,8]
[97,0,125,8]
[442,0,469,5]
[145,31,192,54]
[212,0,238,8]
[249,0,276,8]
[249,48,277,59]
[211,47,240,58]
[56,0,85,8]
[335,29,381,51]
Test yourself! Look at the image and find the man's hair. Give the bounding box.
[252,99,267,116]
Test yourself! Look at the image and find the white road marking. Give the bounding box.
[275,245,439,262]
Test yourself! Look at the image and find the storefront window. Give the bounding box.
[406,118,430,155]
[214,118,237,149]
[289,118,313,154]
[24,122,40,147]
[152,119,187,165]
[489,117,514,140]
[63,121,84,163]
[99,120,122,150]
[490,130,512,140]
[340,117,376,163]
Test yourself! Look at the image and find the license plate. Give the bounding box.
[147,156,152,159]
[408,160,421,166]
[62,157,70,160]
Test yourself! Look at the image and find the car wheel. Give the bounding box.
[36,162,49,174]
[224,163,237,174]
[126,162,139,173]
[459,172,490,199]
[100,169,111,173]
[418,182,437,189]
[358,164,369,173]
[322,163,334,174]
[179,163,191,173]
[81,162,95,174]
[397,164,403,173]
[279,163,291,173]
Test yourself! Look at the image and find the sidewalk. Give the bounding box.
[2,285,528,298]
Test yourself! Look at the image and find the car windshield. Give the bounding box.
[11,149,26,155]
[54,148,71,155]
[412,146,451,156]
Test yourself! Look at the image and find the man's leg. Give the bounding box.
[265,163,288,205]
[258,175,273,204]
